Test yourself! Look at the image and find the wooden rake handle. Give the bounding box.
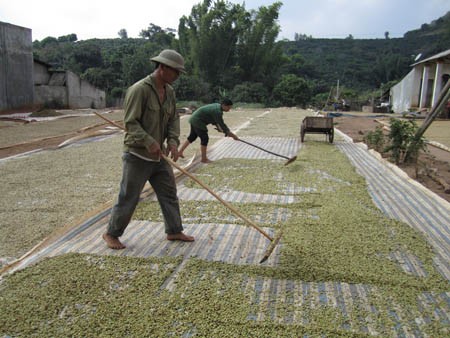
[92,111,273,241]
[162,154,274,241]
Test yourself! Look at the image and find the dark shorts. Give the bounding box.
[187,125,209,146]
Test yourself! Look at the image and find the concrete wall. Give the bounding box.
[0,21,34,111]
[1,21,105,111]
[34,66,106,109]
[34,70,67,108]
[33,61,51,85]
[66,71,105,109]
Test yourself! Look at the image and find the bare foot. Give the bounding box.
[178,152,185,158]
[167,232,195,242]
[102,233,126,249]
[201,158,212,163]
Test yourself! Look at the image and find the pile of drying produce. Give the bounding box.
[2,142,447,336]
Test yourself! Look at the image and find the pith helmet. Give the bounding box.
[151,49,186,73]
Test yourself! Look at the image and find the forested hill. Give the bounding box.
[281,35,441,93]
[33,5,450,107]
[280,11,450,94]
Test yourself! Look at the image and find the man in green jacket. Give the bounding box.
[103,49,194,250]
[178,98,239,163]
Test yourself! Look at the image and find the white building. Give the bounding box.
[390,49,450,115]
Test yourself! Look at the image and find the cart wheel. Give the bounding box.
[300,126,305,142]
[328,129,334,143]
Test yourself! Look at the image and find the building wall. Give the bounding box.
[34,84,67,107]
[34,70,67,108]
[34,66,106,109]
[391,50,450,115]
[33,62,51,85]
[390,69,419,113]
[66,71,105,109]
[0,21,34,111]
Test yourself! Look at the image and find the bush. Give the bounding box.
[364,126,385,153]
[272,74,311,107]
[384,118,426,164]
[230,82,268,104]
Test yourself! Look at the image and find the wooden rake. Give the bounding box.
[239,139,297,166]
[94,111,282,263]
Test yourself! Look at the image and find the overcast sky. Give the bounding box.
[1,0,449,41]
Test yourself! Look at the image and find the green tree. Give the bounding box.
[272,74,311,107]
[139,23,175,46]
[178,0,247,91]
[68,42,103,73]
[82,67,117,91]
[384,118,425,164]
[33,37,74,69]
[40,36,58,47]
[178,1,283,98]
[235,2,284,89]
[174,75,212,102]
[230,82,268,103]
[118,29,128,39]
[57,34,78,43]
[121,42,159,87]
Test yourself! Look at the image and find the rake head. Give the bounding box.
[284,156,297,166]
[259,230,283,263]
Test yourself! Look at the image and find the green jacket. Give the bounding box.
[189,103,230,135]
[122,74,180,161]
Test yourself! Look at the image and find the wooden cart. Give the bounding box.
[300,116,334,143]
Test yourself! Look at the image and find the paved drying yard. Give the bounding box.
[1,108,449,337]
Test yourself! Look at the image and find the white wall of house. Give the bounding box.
[390,49,450,114]
[391,68,422,113]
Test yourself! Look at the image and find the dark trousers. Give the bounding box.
[107,152,183,237]
[187,125,209,146]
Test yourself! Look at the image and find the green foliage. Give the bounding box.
[174,75,212,102]
[230,82,268,104]
[117,29,128,39]
[57,34,78,43]
[178,0,247,88]
[31,9,450,107]
[364,126,385,152]
[39,36,58,47]
[178,1,283,98]
[139,23,175,46]
[68,41,103,73]
[384,118,426,164]
[234,2,284,88]
[110,87,125,99]
[272,74,311,107]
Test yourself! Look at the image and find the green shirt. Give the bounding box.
[122,74,180,161]
[189,103,230,135]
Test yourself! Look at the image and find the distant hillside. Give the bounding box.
[404,10,450,57]
[280,11,450,93]
[33,10,450,105]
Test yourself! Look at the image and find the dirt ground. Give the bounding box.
[333,115,450,203]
